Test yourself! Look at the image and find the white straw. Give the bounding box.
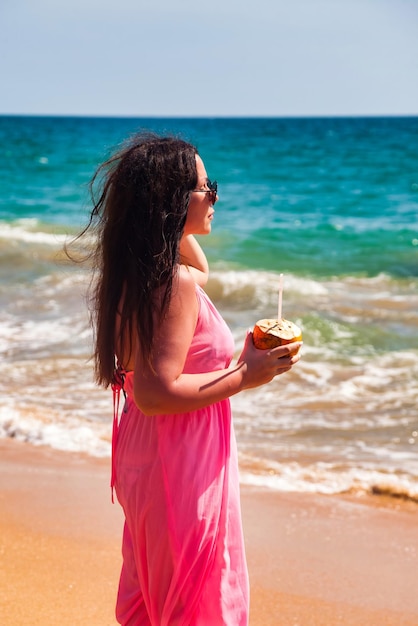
[278,273,283,320]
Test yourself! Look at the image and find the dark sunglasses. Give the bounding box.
[192,179,218,205]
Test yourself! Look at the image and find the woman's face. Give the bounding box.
[184,155,218,236]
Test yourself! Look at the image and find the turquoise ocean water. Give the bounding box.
[1,115,417,500]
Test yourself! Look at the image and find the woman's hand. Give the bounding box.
[237,330,302,390]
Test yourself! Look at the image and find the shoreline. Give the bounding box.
[1,438,417,625]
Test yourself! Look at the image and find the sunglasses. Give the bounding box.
[192,179,218,205]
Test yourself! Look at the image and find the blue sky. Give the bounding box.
[1,0,417,117]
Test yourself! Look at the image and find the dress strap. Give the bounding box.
[110,363,126,503]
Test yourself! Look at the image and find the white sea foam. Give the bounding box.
[0,406,111,457]
[2,396,417,499]
[238,454,418,499]
[209,269,328,303]
[0,220,68,245]
[1,237,417,499]
[0,315,89,358]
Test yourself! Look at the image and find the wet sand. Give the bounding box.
[0,438,417,625]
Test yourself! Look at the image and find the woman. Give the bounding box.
[86,133,302,625]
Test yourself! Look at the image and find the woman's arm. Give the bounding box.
[133,266,302,415]
[179,235,209,287]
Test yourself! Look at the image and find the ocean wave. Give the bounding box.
[0,315,90,359]
[207,269,328,311]
[208,268,417,296]
[207,269,418,331]
[0,219,69,245]
[0,406,111,458]
[0,243,416,503]
[2,403,417,502]
[238,454,418,502]
[231,348,418,417]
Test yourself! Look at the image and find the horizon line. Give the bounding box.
[1,112,417,121]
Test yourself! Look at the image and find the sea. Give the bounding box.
[1,115,417,501]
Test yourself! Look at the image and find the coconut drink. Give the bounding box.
[253,274,302,349]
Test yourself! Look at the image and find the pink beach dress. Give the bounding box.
[113,285,249,626]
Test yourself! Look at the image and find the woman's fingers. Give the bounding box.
[238,333,302,389]
[267,341,303,359]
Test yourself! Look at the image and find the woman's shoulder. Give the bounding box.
[169,264,200,310]
[177,263,200,290]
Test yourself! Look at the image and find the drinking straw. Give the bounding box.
[278,273,283,319]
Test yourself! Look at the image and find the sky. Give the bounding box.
[1,0,417,117]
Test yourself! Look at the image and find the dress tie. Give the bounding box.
[111,365,126,503]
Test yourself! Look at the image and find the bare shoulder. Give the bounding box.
[169,265,198,313]
[176,263,199,292]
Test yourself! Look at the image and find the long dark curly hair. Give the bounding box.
[77,132,198,387]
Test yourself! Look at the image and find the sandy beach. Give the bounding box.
[1,438,417,626]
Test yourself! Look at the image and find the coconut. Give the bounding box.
[253,318,302,350]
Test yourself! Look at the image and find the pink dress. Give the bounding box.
[113,285,249,626]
